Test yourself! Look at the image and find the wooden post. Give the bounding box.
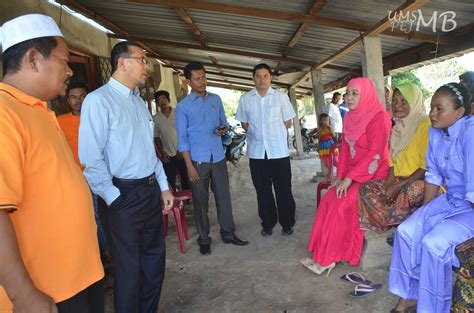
[289,87,303,155]
[311,67,327,176]
[361,36,385,108]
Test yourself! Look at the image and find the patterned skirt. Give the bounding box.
[358,178,425,233]
[451,238,474,313]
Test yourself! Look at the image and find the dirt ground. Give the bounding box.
[104,152,398,313]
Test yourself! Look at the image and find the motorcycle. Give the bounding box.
[221,126,246,165]
[292,127,319,153]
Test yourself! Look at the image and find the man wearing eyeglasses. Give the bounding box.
[78,41,173,313]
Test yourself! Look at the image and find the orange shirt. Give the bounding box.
[0,83,103,311]
[57,112,83,170]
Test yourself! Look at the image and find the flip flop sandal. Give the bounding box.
[350,283,382,298]
[340,272,372,285]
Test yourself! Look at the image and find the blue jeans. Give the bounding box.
[93,193,109,254]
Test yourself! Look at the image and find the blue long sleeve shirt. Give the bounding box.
[176,91,228,163]
[78,77,168,205]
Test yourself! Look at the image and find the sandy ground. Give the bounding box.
[104,152,398,313]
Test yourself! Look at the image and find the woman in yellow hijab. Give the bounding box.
[358,83,430,233]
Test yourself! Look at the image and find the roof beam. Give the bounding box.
[109,33,315,66]
[291,0,429,88]
[57,0,177,68]
[274,0,326,74]
[165,65,291,87]
[128,0,446,44]
[113,33,358,73]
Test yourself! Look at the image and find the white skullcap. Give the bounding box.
[1,14,63,53]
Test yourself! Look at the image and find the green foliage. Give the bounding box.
[391,71,430,99]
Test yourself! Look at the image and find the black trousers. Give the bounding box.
[57,279,104,313]
[163,155,190,190]
[249,156,296,231]
[107,175,166,313]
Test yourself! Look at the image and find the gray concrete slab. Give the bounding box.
[105,155,398,313]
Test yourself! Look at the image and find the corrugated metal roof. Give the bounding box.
[69,0,474,92]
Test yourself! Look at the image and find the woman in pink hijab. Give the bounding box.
[302,78,391,275]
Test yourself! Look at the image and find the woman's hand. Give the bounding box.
[385,181,404,199]
[336,177,352,198]
[328,178,341,190]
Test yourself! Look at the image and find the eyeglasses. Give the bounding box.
[123,56,150,65]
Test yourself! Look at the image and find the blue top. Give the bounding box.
[425,115,474,207]
[176,91,228,163]
[339,102,349,118]
[78,77,168,206]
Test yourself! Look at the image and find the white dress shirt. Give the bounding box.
[328,102,343,133]
[236,87,295,159]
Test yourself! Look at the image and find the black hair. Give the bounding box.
[66,82,88,96]
[318,113,330,124]
[183,62,205,80]
[2,36,58,75]
[332,92,342,101]
[154,90,170,102]
[111,40,141,74]
[435,82,471,117]
[459,71,474,93]
[252,63,272,77]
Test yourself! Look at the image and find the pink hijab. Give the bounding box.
[343,78,387,142]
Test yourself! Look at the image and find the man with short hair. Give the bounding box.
[338,92,349,119]
[79,41,173,313]
[235,63,296,236]
[176,62,249,256]
[328,92,343,141]
[58,82,111,261]
[0,14,104,313]
[153,90,190,191]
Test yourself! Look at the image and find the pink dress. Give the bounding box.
[308,111,391,266]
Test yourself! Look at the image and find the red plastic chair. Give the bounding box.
[316,142,340,207]
[163,199,189,253]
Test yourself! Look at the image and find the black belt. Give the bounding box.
[113,174,155,185]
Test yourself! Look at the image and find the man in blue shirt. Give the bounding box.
[176,62,249,255]
[339,92,349,119]
[79,41,173,313]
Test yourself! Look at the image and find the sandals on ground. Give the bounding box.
[340,272,372,285]
[350,283,382,298]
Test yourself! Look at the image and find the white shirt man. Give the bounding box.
[328,92,343,138]
[236,63,296,236]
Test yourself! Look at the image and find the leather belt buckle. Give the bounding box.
[149,176,155,184]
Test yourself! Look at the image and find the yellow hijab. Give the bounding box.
[390,83,427,162]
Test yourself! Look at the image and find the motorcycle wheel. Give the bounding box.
[292,137,310,153]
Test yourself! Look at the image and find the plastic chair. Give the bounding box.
[316,142,340,207]
[163,199,189,253]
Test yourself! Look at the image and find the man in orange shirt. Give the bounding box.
[0,14,104,313]
[58,82,111,261]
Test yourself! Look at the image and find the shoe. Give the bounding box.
[222,236,249,246]
[261,229,273,236]
[300,257,335,277]
[350,283,382,298]
[199,244,211,255]
[282,227,293,236]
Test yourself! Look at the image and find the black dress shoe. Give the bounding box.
[222,236,249,246]
[199,244,211,255]
[282,227,294,236]
[261,229,273,236]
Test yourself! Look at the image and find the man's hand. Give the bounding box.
[187,165,200,183]
[12,288,58,313]
[161,190,174,210]
[161,152,170,163]
[215,125,228,137]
